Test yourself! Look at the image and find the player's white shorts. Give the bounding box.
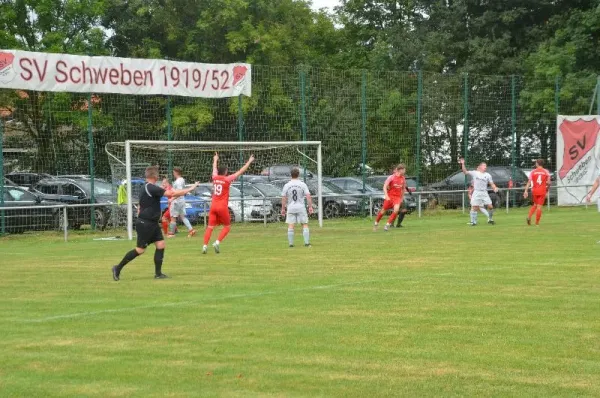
[471,190,492,207]
[170,201,186,217]
[286,210,308,225]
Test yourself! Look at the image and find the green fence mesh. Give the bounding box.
[0,66,597,232]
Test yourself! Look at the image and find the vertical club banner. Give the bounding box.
[556,115,600,205]
[0,49,251,98]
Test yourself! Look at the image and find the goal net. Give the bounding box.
[105,140,323,240]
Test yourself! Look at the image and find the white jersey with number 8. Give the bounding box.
[282,180,310,214]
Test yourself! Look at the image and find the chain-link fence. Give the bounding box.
[1,66,597,235]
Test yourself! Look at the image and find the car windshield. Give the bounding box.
[366,177,386,190]
[306,181,339,195]
[236,185,262,197]
[253,183,281,197]
[77,181,114,196]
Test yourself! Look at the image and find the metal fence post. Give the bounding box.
[300,68,308,181]
[418,193,422,218]
[63,206,68,242]
[87,92,95,230]
[463,73,469,214]
[166,96,173,176]
[238,95,245,222]
[597,76,600,116]
[416,71,423,189]
[553,75,561,211]
[511,75,517,209]
[361,71,367,189]
[0,116,4,235]
[263,198,267,227]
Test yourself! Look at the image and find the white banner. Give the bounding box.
[0,50,251,98]
[556,115,600,205]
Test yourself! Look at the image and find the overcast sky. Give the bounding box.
[309,0,341,12]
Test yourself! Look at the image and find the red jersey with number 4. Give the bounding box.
[212,173,236,207]
[385,174,406,199]
[530,168,550,195]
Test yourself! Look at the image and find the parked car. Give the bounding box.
[1,186,62,233]
[261,165,317,181]
[427,166,529,209]
[271,179,361,219]
[57,175,109,182]
[329,176,426,214]
[232,181,284,221]
[159,194,208,224]
[31,178,114,230]
[193,183,274,222]
[5,172,55,188]
[3,177,16,187]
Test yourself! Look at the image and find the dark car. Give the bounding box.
[5,172,55,188]
[329,176,426,214]
[271,179,361,219]
[427,166,529,209]
[32,178,114,230]
[1,186,62,233]
[233,181,285,221]
[261,165,317,181]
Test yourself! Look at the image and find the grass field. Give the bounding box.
[1,208,600,397]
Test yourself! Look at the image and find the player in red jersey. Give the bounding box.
[523,159,551,225]
[374,164,411,231]
[202,152,255,254]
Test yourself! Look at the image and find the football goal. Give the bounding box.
[106,140,323,240]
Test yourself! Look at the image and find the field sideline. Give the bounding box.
[1,208,600,397]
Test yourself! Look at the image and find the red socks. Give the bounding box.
[387,212,398,225]
[535,208,542,225]
[528,206,536,220]
[203,227,213,245]
[217,225,231,242]
[375,212,384,224]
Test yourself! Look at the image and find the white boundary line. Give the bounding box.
[22,266,516,323]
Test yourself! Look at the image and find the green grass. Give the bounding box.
[1,208,600,397]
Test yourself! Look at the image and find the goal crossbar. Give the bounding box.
[122,140,323,240]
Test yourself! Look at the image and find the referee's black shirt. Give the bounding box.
[138,183,166,222]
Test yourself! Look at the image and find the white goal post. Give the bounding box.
[113,140,323,240]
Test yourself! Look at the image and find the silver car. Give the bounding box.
[193,183,274,222]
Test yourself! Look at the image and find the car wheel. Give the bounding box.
[94,209,107,231]
[324,202,341,219]
[372,199,383,215]
[272,204,282,222]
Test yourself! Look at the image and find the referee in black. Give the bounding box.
[112,166,199,281]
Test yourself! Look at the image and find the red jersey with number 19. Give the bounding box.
[530,168,550,195]
[212,174,236,207]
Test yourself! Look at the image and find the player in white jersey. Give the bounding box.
[281,167,314,247]
[459,158,499,226]
[168,167,197,238]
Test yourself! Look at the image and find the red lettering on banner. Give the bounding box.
[70,65,81,83]
[55,61,68,83]
[133,70,144,86]
[19,58,33,81]
[143,70,153,86]
[109,68,119,85]
[34,59,48,81]
[120,63,131,85]
[82,61,93,83]
[93,67,108,84]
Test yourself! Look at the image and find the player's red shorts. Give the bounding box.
[383,196,402,211]
[208,205,231,226]
[532,193,546,206]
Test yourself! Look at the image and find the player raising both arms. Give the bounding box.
[523,159,551,226]
[281,167,314,247]
[111,166,199,281]
[202,152,255,254]
[459,158,499,226]
[374,164,410,231]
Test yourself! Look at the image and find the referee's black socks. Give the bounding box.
[154,249,165,276]
[117,249,140,271]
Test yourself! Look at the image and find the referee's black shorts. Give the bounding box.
[135,219,164,248]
